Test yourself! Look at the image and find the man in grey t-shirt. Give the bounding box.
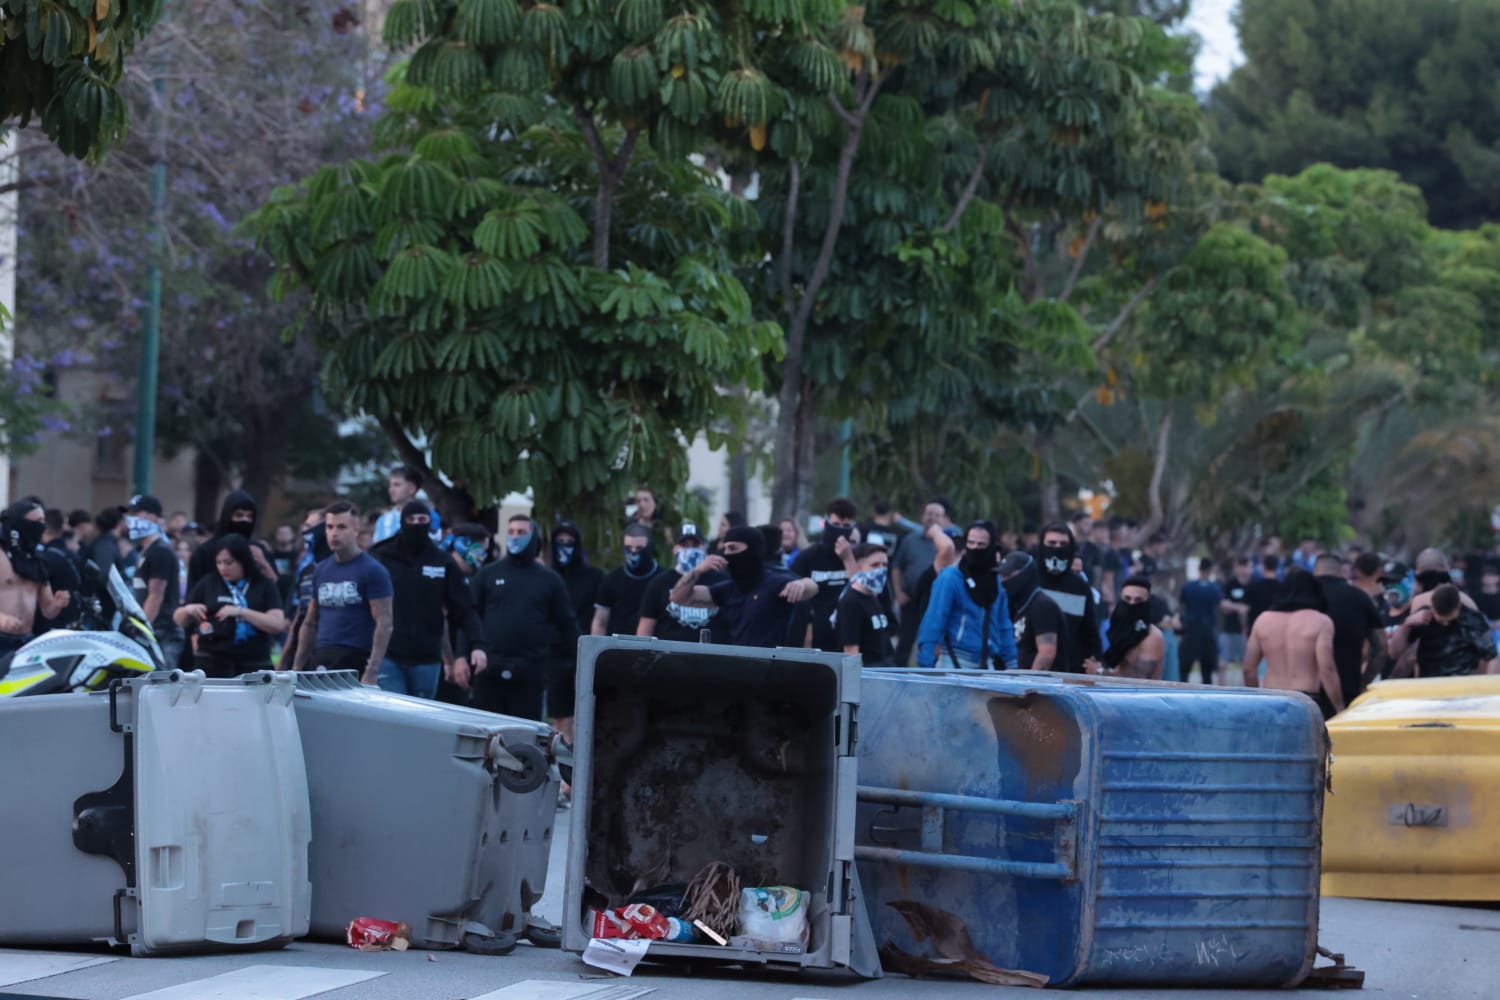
[892,497,955,665]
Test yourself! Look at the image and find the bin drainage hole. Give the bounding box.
[235,920,255,940]
[500,831,509,843]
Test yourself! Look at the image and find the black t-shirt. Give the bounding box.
[1470,588,1500,624]
[186,574,282,667]
[790,545,850,653]
[1013,592,1063,670]
[137,539,181,639]
[1222,581,1250,634]
[596,567,661,638]
[1318,576,1383,703]
[37,545,82,631]
[641,569,728,644]
[836,587,893,667]
[1245,577,1280,628]
[1410,607,1497,677]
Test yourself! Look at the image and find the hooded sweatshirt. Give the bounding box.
[370,510,482,664]
[1035,524,1102,673]
[551,520,604,635]
[471,528,580,660]
[916,564,1018,669]
[187,490,274,593]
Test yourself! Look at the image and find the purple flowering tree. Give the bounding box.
[14,1,384,516]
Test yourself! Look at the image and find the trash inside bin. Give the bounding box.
[856,670,1327,987]
[0,671,311,955]
[562,636,879,977]
[287,670,561,948]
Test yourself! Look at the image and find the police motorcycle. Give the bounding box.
[0,565,165,697]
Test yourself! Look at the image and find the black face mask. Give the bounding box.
[1416,570,1451,594]
[226,515,255,538]
[1041,544,1072,576]
[724,548,760,590]
[2,502,47,582]
[1103,599,1154,668]
[398,522,430,556]
[1001,557,1040,616]
[825,524,853,547]
[961,546,995,575]
[304,524,332,563]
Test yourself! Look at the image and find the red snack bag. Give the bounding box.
[587,907,637,939]
[346,917,411,951]
[619,903,669,940]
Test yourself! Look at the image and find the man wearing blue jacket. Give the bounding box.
[917,521,1018,670]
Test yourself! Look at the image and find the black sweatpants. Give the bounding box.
[471,656,547,721]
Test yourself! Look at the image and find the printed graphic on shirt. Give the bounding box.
[667,601,715,629]
[421,565,445,579]
[318,581,366,607]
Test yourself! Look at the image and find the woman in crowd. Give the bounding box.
[173,534,285,678]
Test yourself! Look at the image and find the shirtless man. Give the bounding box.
[1243,569,1343,719]
[1093,576,1164,679]
[0,498,72,656]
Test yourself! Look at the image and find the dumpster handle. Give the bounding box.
[858,786,1076,821]
[853,845,1072,880]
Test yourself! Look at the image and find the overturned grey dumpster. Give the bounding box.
[0,671,311,955]
[287,671,562,949]
[563,636,879,976]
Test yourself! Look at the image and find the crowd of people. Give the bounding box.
[2,473,1495,736]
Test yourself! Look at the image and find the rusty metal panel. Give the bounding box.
[855,671,1326,987]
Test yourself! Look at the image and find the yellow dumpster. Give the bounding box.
[1322,675,1500,901]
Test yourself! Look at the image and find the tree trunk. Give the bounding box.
[1137,410,1174,542]
[1037,431,1062,525]
[238,439,282,516]
[794,380,817,518]
[728,450,748,519]
[192,449,223,525]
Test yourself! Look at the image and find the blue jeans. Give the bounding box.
[377,659,441,700]
[1160,629,1181,683]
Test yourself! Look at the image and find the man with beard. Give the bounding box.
[916,521,1017,670]
[1036,522,1102,673]
[370,501,485,699]
[290,500,394,682]
[471,516,579,721]
[791,497,860,652]
[1243,570,1343,719]
[1096,577,1164,679]
[837,543,895,667]
[549,519,602,740]
[998,551,1060,671]
[0,498,71,656]
[669,525,818,648]
[186,489,277,593]
[638,525,726,644]
[1389,583,1499,678]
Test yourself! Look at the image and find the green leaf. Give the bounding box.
[474,202,545,259]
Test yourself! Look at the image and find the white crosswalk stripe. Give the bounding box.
[117,965,385,1000]
[0,950,117,987]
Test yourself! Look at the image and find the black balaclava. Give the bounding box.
[217,489,258,539]
[959,520,999,608]
[398,500,432,556]
[1037,521,1076,578]
[1271,570,1328,613]
[304,522,333,564]
[724,525,767,591]
[623,528,658,578]
[1,499,47,582]
[1104,578,1154,669]
[999,551,1040,620]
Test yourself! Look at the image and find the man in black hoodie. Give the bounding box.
[471,515,580,721]
[549,519,602,741]
[790,497,860,652]
[1036,522,1102,673]
[371,501,486,699]
[187,490,277,593]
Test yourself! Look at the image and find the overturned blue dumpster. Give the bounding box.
[856,671,1327,987]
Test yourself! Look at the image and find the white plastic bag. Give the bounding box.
[734,886,809,952]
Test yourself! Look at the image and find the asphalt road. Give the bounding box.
[4,828,1497,1000]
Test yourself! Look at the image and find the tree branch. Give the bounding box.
[1138,409,1173,542]
[779,159,799,306]
[572,100,610,176]
[1057,215,1102,304]
[939,137,994,235]
[827,92,860,131]
[610,126,640,179]
[375,414,449,505]
[1092,273,1161,353]
[1006,211,1042,302]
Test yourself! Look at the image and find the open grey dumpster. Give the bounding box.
[287,671,562,949]
[0,671,311,955]
[856,669,1327,988]
[563,636,879,976]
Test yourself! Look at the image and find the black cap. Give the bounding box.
[127,494,164,516]
[676,522,704,545]
[1379,559,1409,584]
[998,551,1033,577]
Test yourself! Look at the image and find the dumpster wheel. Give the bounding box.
[497,743,549,794]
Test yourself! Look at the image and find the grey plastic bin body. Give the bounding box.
[288,671,560,948]
[563,636,878,977]
[0,671,312,955]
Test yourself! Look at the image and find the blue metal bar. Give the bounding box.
[1101,783,1321,793]
[858,785,1076,821]
[1099,814,1316,824]
[1096,889,1314,900]
[1094,920,1311,931]
[1102,751,1321,763]
[854,845,1071,880]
